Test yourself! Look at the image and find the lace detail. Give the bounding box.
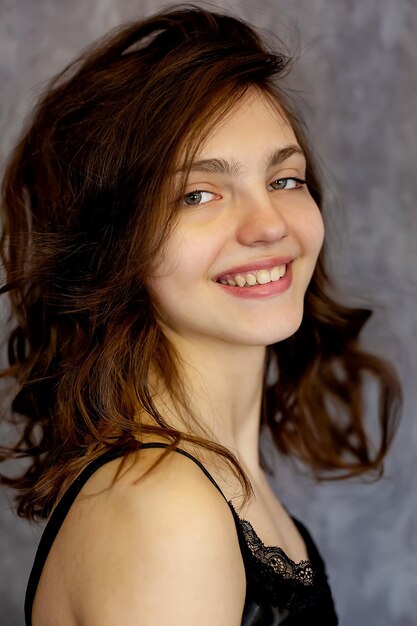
[227,500,328,612]
[238,517,315,584]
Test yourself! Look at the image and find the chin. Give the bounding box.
[234,323,303,347]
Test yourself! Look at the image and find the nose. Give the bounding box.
[235,192,289,246]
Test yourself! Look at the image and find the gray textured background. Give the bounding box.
[1,1,416,625]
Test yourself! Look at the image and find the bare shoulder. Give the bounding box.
[64,446,246,625]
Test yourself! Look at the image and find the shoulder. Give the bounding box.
[65,445,247,625]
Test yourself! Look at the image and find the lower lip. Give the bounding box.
[215,262,293,299]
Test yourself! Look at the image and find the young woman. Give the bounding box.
[0,5,402,626]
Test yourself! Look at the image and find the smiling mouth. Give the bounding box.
[216,264,287,287]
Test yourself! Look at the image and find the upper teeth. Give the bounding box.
[218,264,286,287]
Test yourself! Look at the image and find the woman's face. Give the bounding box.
[147,90,324,348]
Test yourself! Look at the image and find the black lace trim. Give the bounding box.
[238,517,316,583]
[228,501,330,612]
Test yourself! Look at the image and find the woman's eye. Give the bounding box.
[268,177,306,191]
[183,190,217,206]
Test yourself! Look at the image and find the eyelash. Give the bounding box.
[183,177,307,206]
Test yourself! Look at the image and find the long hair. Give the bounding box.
[0,4,402,520]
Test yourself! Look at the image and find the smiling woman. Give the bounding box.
[147,90,324,347]
[0,4,402,626]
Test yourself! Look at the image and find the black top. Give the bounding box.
[25,442,339,626]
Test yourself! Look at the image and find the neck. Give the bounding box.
[148,329,268,473]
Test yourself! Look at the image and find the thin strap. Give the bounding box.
[139,442,230,504]
[24,442,229,626]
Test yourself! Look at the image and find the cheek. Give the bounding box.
[313,211,325,252]
[298,204,325,256]
[147,231,215,300]
[147,233,219,332]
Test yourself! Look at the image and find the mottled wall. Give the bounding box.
[1,1,416,625]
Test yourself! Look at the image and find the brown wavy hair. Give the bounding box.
[0,4,402,521]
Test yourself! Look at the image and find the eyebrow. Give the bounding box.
[176,145,306,177]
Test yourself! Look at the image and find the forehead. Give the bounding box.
[196,90,298,158]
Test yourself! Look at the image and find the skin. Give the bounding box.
[146,88,324,476]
